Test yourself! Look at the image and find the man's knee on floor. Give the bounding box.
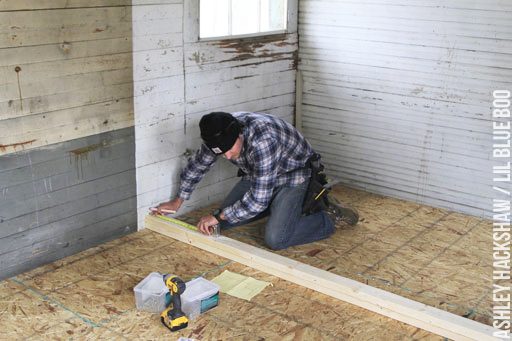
[264,232,288,250]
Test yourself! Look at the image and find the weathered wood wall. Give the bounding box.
[134,0,299,227]
[0,1,136,279]
[0,1,134,155]
[298,0,512,218]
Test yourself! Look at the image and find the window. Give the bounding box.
[200,0,287,39]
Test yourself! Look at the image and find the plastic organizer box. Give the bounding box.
[134,273,219,318]
[181,277,220,320]
[133,272,168,313]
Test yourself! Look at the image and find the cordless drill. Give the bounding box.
[160,274,189,332]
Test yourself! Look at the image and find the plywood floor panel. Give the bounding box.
[25,317,126,340]
[1,228,442,340]
[21,232,175,293]
[0,289,76,339]
[0,184,490,339]
[0,279,25,300]
[197,261,436,341]
[103,309,249,340]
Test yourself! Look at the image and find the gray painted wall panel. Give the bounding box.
[0,196,135,256]
[0,157,134,217]
[0,169,135,221]
[298,0,512,218]
[1,210,136,280]
[0,134,134,187]
[0,132,132,172]
[1,178,136,240]
[0,127,136,280]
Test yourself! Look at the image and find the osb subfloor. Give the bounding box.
[0,185,494,340]
[0,232,438,341]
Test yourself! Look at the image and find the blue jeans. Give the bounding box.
[219,179,334,250]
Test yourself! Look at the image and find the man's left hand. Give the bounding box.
[197,215,219,235]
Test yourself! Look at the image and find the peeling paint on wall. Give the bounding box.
[68,140,113,179]
[0,139,36,153]
[215,34,296,64]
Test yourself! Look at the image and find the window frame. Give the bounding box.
[184,0,297,43]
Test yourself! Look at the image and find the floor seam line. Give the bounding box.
[399,218,484,288]
[27,239,177,294]
[328,206,423,268]
[10,277,102,328]
[361,211,452,275]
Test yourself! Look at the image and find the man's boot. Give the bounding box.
[325,196,359,227]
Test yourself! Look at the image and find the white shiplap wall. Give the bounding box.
[132,0,184,228]
[133,0,298,227]
[298,0,512,218]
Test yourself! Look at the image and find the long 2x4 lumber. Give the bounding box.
[145,215,500,341]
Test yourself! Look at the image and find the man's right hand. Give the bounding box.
[150,198,183,215]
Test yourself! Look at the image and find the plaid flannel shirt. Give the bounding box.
[178,112,314,224]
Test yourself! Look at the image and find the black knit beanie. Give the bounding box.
[199,112,241,155]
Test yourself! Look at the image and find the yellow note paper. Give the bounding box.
[211,270,270,301]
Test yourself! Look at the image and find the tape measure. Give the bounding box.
[155,215,198,232]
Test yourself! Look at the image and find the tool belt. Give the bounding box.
[237,169,247,177]
[302,153,330,215]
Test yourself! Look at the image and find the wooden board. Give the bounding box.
[145,214,500,341]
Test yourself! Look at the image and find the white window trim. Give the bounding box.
[198,30,288,42]
[184,0,297,43]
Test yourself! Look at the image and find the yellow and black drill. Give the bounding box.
[160,274,189,332]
